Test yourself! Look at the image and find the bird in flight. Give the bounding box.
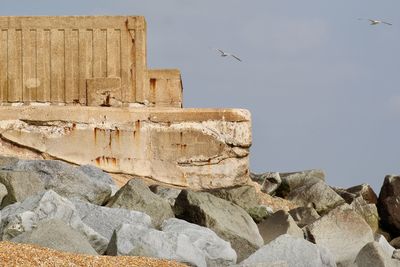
[358,18,392,26]
[215,48,242,62]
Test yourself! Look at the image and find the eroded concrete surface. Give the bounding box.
[0,106,251,189]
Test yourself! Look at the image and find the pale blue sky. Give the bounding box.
[2,0,399,191]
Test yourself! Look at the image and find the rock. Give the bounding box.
[393,249,400,261]
[106,223,207,267]
[375,234,396,257]
[378,175,400,236]
[287,181,345,215]
[0,190,108,254]
[0,156,19,168]
[391,237,400,249]
[276,169,325,197]
[257,210,303,245]
[72,199,152,241]
[239,261,289,267]
[355,241,399,267]
[11,159,112,205]
[239,234,336,267]
[247,205,273,223]
[162,218,237,267]
[0,170,45,208]
[11,218,98,255]
[0,183,8,205]
[149,184,182,206]
[174,190,263,262]
[351,196,379,232]
[208,185,260,212]
[289,206,320,228]
[249,172,281,195]
[106,178,174,228]
[331,186,357,204]
[78,164,119,197]
[305,204,374,266]
[347,183,378,205]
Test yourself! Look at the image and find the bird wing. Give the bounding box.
[382,21,392,25]
[368,19,378,24]
[216,49,225,55]
[231,54,242,62]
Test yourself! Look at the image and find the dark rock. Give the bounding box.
[276,169,325,198]
[106,178,174,228]
[378,175,400,236]
[331,186,357,204]
[174,190,263,262]
[249,172,281,195]
[288,206,320,228]
[347,183,378,205]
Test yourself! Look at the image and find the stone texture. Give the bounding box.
[0,190,108,254]
[11,218,98,255]
[107,223,208,267]
[149,184,182,206]
[250,172,281,195]
[9,159,111,205]
[390,237,400,249]
[78,164,119,197]
[86,77,122,107]
[0,170,45,208]
[162,218,237,267]
[106,178,174,228]
[378,175,400,236]
[174,190,263,262]
[72,199,152,241]
[355,241,399,267]
[276,169,325,197]
[351,196,379,232]
[239,234,336,267]
[0,183,7,205]
[305,205,374,266]
[247,205,273,223]
[375,234,396,257]
[287,181,345,214]
[257,210,303,244]
[393,249,400,261]
[0,106,251,190]
[347,183,378,205]
[208,185,260,213]
[288,206,320,228]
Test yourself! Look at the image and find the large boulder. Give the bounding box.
[106,178,174,228]
[9,159,112,205]
[289,206,320,228]
[0,190,108,254]
[276,169,325,197]
[239,234,336,267]
[11,218,98,255]
[208,185,260,211]
[287,181,345,215]
[72,199,152,241]
[355,241,399,267]
[174,190,263,262]
[257,210,303,244]
[107,223,207,267]
[378,175,400,236]
[351,196,379,232]
[78,164,119,197]
[305,205,374,266]
[0,170,45,208]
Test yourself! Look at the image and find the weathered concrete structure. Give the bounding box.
[0,16,251,189]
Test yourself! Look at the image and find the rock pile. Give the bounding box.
[0,155,400,266]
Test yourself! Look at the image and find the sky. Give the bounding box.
[1,0,400,192]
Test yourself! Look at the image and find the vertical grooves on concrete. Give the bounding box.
[0,30,8,102]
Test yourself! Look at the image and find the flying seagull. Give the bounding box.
[215,49,242,62]
[358,18,392,26]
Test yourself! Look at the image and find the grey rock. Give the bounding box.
[149,184,181,206]
[162,218,237,267]
[393,249,400,260]
[249,172,281,195]
[174,190,263,262]
[238,261,288,267]
[276,169,325,197]
[239,234,336,267]
[378,175,400,236]
[390,237,400,249]
[287,181,345,215]
[289,206,320,228]
[305,204,374,266]
[11,218,98,255]
[355,241,399,267]
[106,178,174,228]
[0,183,8,205]
[257,210,303,245]
[208,185,260,212]
[332,186,357,204]
[106,223,207,267]
[11,159,112,205]
[0,190,108,254]
[72,199,152,241]
[78,164,118,197]
[248,205,273,223]
[347,183,378,205]
[0,170,45,208]
[0,156,19,168]
[375,234,396,258]
[351,196,379,232]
